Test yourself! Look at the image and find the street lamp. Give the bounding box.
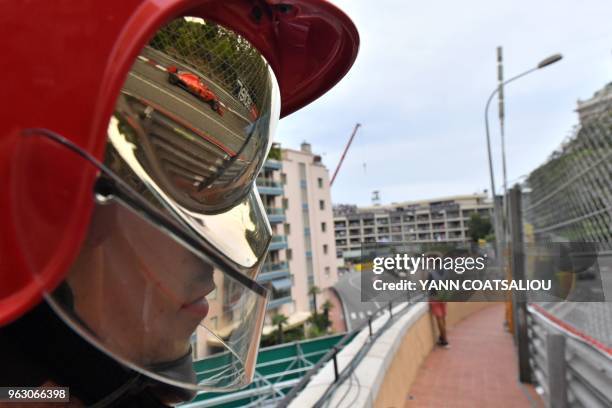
[484,53,563,257]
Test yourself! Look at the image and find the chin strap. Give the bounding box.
[0,294,197,407]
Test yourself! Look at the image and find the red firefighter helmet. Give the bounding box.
[0,0,358,405]
[1,0,358,326]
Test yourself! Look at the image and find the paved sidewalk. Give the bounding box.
[405,304,542,408]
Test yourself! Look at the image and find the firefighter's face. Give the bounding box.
[67,202,215,364]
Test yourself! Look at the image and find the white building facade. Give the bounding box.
[281,143,339,313]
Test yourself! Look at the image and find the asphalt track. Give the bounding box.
[124,46,259,156]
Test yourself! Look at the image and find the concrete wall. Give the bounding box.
[373,302,496,408]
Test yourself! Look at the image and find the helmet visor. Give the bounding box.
[13,129,270,391]
[12,15,281,392]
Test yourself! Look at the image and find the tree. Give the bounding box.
[467,213,493,242]
[322,300,333,320]
[308,285,321,315]
[271,313,288,344]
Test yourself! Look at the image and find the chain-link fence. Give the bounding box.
[523,92,612,250]
[514,86,612,405]
[149,17,270,116]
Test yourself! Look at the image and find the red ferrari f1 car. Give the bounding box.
[167,66,224,116]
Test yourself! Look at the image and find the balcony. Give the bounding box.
[269,235,288,251]
[335,230,347,237]
[258,261,290,282]
[263,159,282,170]
[266,295,292,310]
[257,178,284,196]
[265,207,286,223]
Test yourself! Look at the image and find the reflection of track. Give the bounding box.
[141,46,257,123]
[125,57,250,153]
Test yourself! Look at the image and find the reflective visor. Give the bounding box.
[13,16,281,392]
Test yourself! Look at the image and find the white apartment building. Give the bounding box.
[281,143,339,313]
[333,194,493,258]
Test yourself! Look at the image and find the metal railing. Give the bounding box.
[265,207,285,215]
[256,178,282,188]
[261,260,289,273]
[278,296,417,407]
[527,304,612,407]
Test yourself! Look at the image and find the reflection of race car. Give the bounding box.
[167,66,224,116]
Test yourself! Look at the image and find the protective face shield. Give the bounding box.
[13,16,280,392]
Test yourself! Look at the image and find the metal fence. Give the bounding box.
[523,98,612,248]
[149,17,270,114]
[508,88,612,406]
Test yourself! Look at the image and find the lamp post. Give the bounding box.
[484,52,563,259]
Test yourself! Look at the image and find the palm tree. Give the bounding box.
[271,313,288,344]
[308,285,321,315]
[322,300,333,319]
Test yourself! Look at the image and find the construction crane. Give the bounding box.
[330,123,361,186]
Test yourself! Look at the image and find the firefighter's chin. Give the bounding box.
[147,350,198,404]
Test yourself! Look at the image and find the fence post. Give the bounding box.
[547,334,568,408]
[332,347,339,383]
[508,184,532,383]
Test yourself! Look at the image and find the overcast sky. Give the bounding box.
[275,0,612,206]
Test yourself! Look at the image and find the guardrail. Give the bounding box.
[527,304,612,407]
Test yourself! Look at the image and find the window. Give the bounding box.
[282,198,289,209]
[324,266,331,277]
[317,177,323,188]
[321,222,326,232]
[319,200,325,210]
[286,249,292,261]
[284,223,291,235]
[281,173,287,185]
[336,250,343,258]
[323,244,328,254]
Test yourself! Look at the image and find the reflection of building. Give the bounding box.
[257,144,293,317]
[333,194,493,266]
[193,144,293,359]
[282,143,339,314]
